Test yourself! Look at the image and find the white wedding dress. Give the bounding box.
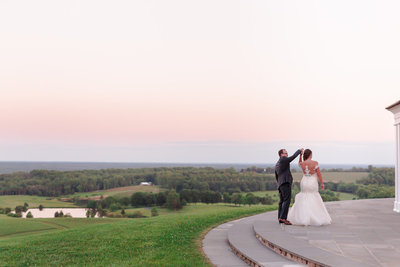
[288,164,332,226]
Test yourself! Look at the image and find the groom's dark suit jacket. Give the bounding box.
[275,149,301,188]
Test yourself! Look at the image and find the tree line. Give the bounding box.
[0,167,275,196]
[292,166,395,200]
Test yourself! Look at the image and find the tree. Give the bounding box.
[223,192,231,203]
[156,192,167,206]
[90,209,97,218]
[231,193,243,206]
[23,202,29,212]
[131,192,145,207]
[166,189,181,210]
[87,200,98,210]
[87,200,97,217]
[59,210,64,217]
[97,206,106,217]
[121,208,125,216]
[5,207,11,214]
[119,197,130,206]
[38,204,44,211]
[26,211,33,218]
[54,211,59,217]
[245,193,257,206]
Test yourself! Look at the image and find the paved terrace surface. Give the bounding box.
[203,198,400,267]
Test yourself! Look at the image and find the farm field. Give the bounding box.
[67,185,162,199]
[0,203,272,266]
[292,171,368,183]
[0,195,79,209]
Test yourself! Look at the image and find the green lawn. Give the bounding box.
[0,214,57,237]
[0,195,79,209]
[0,203,273,266]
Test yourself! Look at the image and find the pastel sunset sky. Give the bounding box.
[0,0,399,164]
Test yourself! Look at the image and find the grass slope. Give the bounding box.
[0,204,272,266]
[0,215,57,237]
[0,215,118,239]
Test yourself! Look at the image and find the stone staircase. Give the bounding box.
[203,200,383,267]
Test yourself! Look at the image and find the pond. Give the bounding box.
[16,208,98,218]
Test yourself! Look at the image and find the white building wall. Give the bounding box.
[395,123,400,212]
[387,102,400,212]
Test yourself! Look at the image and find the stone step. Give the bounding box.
[202,220,249,267]
[227,218,302,267]
[253,220,371,267]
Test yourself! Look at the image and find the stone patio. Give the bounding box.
[203,198,400,267]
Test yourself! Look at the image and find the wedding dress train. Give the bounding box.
[287,173,332,226]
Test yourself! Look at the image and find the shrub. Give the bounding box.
[127,211,145,218]
[7,213,21,218]
[151,207,158,217]
[15,206,24,214]
[26,211,33,218]
[110,203,121,212]
[261,194,275,205]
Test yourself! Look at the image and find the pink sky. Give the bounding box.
[0,0,399,164]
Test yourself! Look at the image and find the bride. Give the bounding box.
[287,149,332,226]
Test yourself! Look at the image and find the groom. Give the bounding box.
[275,148,303,225]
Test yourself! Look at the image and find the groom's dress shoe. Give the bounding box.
[279,219,292,225]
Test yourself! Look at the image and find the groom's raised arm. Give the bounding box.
[286,149,302,163]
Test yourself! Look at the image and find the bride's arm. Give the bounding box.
[315,163,324,190]
[298,151,303,166]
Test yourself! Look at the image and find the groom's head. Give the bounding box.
[278,149,288,157]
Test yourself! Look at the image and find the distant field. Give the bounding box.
[252,190,357,202]
[292,172,368,183]
[68,185,162,199]
[0,195,79,209]
[0,203,272,266]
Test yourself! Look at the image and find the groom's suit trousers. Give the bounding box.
[278,182,291,220]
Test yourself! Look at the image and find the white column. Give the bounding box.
[395,123,400,212]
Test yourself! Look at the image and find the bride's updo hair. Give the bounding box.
[303,149,312,161]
